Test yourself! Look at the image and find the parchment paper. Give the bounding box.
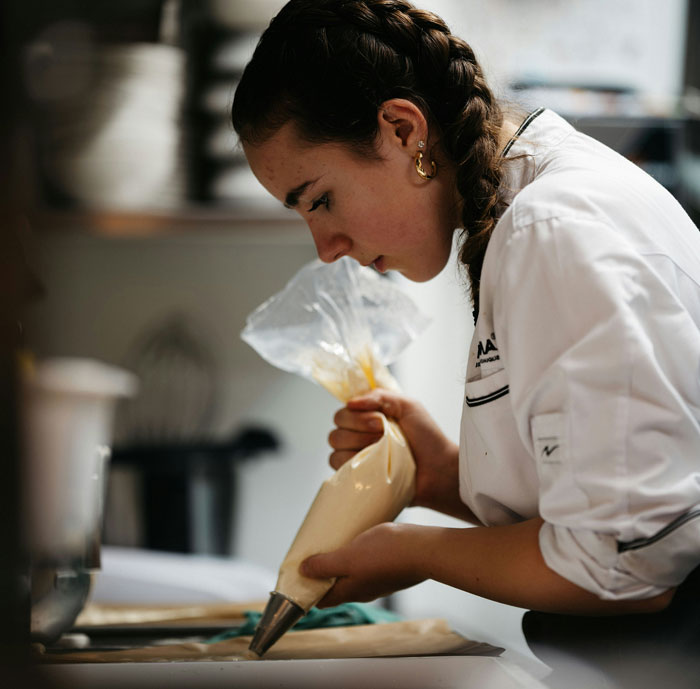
[74,600,266,628]
[42,618,503,663]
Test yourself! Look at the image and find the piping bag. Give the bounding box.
[241,257,430,656]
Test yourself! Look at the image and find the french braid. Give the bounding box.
[232,0,505,316]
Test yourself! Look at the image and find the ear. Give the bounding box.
[377,98,428,151]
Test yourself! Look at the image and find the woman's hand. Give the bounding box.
[328,389,478,522]
[300,522,425,607]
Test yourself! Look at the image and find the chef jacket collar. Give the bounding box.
[499,107,576,205]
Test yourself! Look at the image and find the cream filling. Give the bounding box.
[275,416,415,611]
[275,346,415,611]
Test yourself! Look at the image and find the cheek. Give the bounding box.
[382,197,440,244]
[352,173,443,246]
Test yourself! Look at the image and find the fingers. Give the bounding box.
[327,403,385,470]
[329,449,356,471]
[314,582,357,609]
[333,406,384,432]
[327,423,383,470]
[327,390,419,471]
[328,426,382,451]
[346,388,410,421]
[300,554,347,608]
[300,552,341,580]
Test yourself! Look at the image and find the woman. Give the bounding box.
[232,1,700,684]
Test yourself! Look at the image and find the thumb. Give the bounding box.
[300,552,341,580]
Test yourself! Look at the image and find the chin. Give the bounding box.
[399,270,435,283]
[400,261,446,283]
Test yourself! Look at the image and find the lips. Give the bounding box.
[373,256,386,273]
[358,255,386,273]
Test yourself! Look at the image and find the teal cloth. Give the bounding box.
[206,602,402,644]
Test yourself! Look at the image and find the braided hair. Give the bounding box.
[231,0,505,316]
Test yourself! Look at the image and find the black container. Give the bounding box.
[110,426,278,555]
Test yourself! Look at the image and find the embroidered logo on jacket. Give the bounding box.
[541,444,559,457]
[476,332,501,368]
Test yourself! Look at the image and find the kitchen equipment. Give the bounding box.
[108,315,278,554]
[22,357,138,642]
[30,566,93,645]
[248,592,304,657]
[115,315,216,445]
[30,35,187,210]
[110,426,278,554]
[247,414,415,657]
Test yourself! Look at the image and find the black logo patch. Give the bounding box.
[476,332,500,368]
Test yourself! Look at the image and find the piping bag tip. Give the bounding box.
[248,591,305,657]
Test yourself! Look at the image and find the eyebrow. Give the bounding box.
[284,179,318,209]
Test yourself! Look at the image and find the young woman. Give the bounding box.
[232,1,700,683]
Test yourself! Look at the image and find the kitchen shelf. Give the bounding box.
[29,204,308,241]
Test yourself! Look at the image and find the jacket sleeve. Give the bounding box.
[495,211,700,600]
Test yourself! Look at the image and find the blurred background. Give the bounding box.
[2,0,699,675]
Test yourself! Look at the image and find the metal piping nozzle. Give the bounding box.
[248,591,305,657]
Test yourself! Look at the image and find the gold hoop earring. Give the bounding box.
[415,150,437,180]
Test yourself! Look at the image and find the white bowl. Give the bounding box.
[22,358,138,560]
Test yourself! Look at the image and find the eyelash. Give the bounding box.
[307,193,329,213]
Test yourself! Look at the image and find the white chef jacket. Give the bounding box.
[459,108,700,601]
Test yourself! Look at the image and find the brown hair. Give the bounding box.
[231,0,505,317]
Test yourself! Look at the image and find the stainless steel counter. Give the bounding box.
[45,656,549,689]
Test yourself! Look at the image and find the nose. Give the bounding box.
[309,224,352,263]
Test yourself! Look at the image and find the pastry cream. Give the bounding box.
[276,415,415,610]
[275,345,416,612]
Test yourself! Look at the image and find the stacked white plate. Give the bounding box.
[198,32,274,205]
[43,43,187,210]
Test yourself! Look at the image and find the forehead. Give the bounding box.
[244,126,319,186]
[243,122,299,168]
[243,123,358,201]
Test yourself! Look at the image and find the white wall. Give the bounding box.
[418,0,688,108]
